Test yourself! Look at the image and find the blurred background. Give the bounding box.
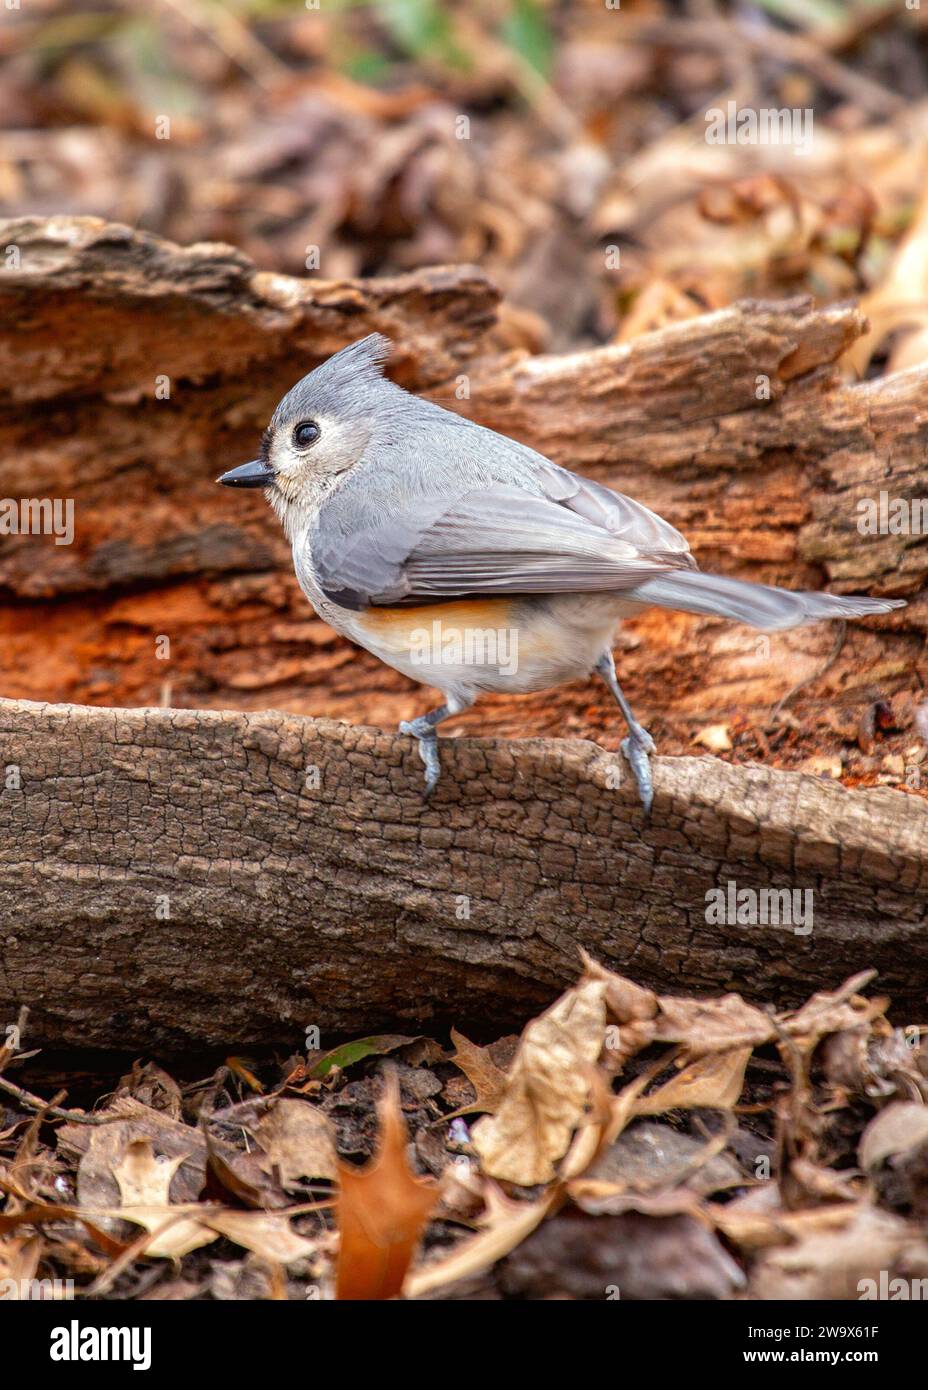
[3,0,928,361]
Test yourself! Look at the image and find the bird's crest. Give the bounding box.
[272,333,394,425]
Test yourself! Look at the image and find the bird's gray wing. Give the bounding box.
[311,469,695,609]
[527,455,692,563]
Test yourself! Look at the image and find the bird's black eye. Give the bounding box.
[293,421,320,448]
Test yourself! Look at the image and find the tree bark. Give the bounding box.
[1,698,925,1050]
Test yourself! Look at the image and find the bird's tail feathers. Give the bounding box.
[629,570,905,631]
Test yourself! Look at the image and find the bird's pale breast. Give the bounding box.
[349,592,632,697]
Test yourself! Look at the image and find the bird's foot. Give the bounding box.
[399,718,442,796]
[621,722,656,815]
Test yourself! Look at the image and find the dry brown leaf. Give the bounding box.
[202,1137,279,1210]
[559,1065,619,1181]
[562,1053,669,1186]
[708,1192,859,1253]
[580,956,657,1066]
[204,1210,322,1267]
[784,971,886,1049]
[844,181,928,377]
[791,1158,863,1205]
[859,1102,928,1172]
[335,1071,438,1300]
[635,1048,753,1116]
[580,954,658,1024]
[471,978,607,1185]
[822,1022,928,1104]
[751,1204,928,1300]
[0,1232,41,1296]
[404,1183,553,1299]
[110,1139,184,1208]
[115,1061,182,1119]
[253,1099,337,1188]
[588,966,885,1068]
[652,995,773,1052]
[90,1133,325,1265]
[63,1097,207,1198]
[447,1028,509,1117]
[108,1140,217,1260]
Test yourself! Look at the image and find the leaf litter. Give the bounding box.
[2,958,927,1300]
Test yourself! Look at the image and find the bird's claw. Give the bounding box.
[399,719,441,796]
[621,723,655,815]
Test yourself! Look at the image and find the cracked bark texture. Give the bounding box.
[0,698,925,1050]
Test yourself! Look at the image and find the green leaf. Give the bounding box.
[501,0,553,77]
[309,1034,419,1078]
[750,0,849,30]
[342,46,392,83]
[380,0,453,59]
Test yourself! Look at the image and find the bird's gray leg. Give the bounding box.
[399,695,472,796]
[594,651,656,814]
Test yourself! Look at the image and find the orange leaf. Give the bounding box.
[335,1071,438,1300]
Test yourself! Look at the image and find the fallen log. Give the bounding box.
[1,219,925,1050]
[0,217,920,777]
[0,698,925,1050]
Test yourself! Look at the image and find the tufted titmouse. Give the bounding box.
[218,334,904,811]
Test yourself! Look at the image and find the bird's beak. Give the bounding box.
[216,459,275,488]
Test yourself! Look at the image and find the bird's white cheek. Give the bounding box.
[273,456,312,495]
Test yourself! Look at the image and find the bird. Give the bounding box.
[218,333,905,812]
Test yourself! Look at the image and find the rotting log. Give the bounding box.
[0,217,921,761]
[0,698,925,1051]
[1,219,926,1051]
[462,315,928,602]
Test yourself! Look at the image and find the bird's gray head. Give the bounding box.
[217,333,409,532]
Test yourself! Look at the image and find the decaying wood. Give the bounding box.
[0,216,920,757]
[0,697,925,1050]
[0,219,924,1048]
[463,311,928,603]
[0,214,499,604]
